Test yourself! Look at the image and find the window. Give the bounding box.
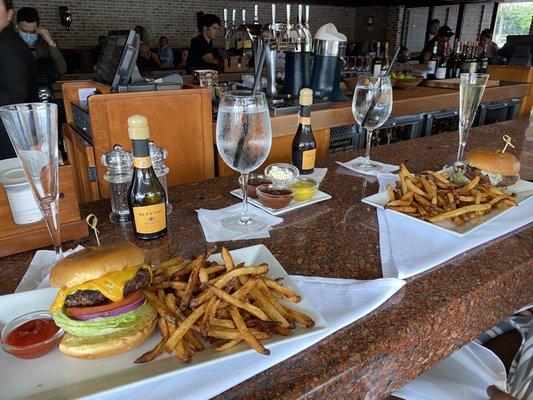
[493,2,533,47]
[402,7,429,53]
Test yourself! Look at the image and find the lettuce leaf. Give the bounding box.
[452,170,471,185]
[53,302,156,337]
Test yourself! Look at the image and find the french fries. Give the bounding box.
[137,246,315,363]
[385,164,517,225]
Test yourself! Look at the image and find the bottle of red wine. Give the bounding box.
[436,42,448,80]
[292,88,316,174]
[127,115,167,240]
[372,41,382,78]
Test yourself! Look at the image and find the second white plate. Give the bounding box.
[230,189,332,216]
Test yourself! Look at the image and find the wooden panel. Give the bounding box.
[62,123,100,203]
[0,165,88,257]
[487,66,533,118]
[216,128,330,177]
[61,80,110,125]
[88,88,215,198]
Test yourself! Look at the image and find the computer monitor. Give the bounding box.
[500,35,533,66]
[93,30,140,89]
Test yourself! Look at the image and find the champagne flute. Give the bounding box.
[352,75,393,172]
[216,91,272,232]
[455,73,489,169]
[0,103,63,260]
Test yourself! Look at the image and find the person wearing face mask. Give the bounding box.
[16,7,67,82]
[0,0,38,160]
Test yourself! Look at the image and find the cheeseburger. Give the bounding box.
[49,243,157,359]
[465,148,521,187]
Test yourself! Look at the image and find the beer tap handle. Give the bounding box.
[223,9,228,29]
[271,3,276,28]
[286,4,291,27]
[305,5,310,27]
[242,9,246,24]
[254,5,259,23]
[298,5,302,26]
[232,9,236,27]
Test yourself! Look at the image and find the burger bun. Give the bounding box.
[466,148,520,176]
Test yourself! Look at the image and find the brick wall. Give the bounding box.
[460,3,493,41]
[12,0,356,48]
[352,5,405,48]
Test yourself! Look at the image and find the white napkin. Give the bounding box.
[305,167,328,183]
[377,196,533,279]
[90,276,405,400]
[15,246,84,293]
[393,342,507,400]
[336,157,399,176]
[197,203,283,242]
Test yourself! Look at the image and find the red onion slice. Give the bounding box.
[72,295,146,321]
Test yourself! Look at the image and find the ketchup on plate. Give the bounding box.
[6,318,60,347]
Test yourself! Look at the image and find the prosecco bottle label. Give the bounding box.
[132,203,166,234]
[133,156,152,169]
[302,149,316,170]
[298,116,311,126]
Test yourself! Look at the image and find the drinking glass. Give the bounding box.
[216,91,273,232]
[352,75,393,172]
[455,73,489,168]
[0,103,63,260]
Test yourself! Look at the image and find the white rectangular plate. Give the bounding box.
[362,177,533,237]
[230,189,332,216]
[0,245,328,400]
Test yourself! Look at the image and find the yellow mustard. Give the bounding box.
[291,180,317,201]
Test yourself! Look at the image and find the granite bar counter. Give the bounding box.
[1,119,532,399]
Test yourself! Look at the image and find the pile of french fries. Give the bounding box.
[384,164,517,225]
[135,246,314,364]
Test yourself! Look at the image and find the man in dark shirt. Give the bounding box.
[420,25,454,64]
[0,0,38,159]
[186,14,221,73]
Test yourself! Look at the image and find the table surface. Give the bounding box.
[1,119,532,399]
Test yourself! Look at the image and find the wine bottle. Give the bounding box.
[426,42,438,80]
[450,40,462,78]
[292,88,317,174]
[469,41,478,73]
[436,42,448,80]
[382,42,390,72]
[127,115,167,240]
[477,44,489,73]
[460,41,470,74]
[372,41,382,78]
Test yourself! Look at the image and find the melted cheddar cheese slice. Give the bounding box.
[50,265,146,313]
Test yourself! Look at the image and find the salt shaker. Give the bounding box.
[101,144,133,223]
[149,140,172,214]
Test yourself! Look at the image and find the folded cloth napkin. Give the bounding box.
[305,167,328,183]
[392,342,508,400]
[91,276,405,400]
[15,249,405,400]
[336,157,399,176]
[15,246,84,293]
[197,203,283,242]
[377,196,533,280]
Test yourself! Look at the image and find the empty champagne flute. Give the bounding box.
[455,73,489,169]
[352,75,393,172]
[216,91,272,232]
[0,103,63,260]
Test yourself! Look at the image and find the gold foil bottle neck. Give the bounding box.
[128,115,150,140]
[299,88,313,106]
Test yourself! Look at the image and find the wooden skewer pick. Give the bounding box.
[86,214,101,246]
[501,135,515,154]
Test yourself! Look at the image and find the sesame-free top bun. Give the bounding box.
[49,243,145,288]
[466,148,521,176]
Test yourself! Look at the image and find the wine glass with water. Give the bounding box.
[0,103,63,260]
[352,75,393,172]
[216,91,272,232]
[455,73,489,169]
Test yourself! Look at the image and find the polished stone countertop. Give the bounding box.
[1,119,532,399]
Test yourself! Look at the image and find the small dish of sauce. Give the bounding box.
[240,174,271,198]
[1,310,64,359]
[291,177,319,201]
[256,184,294,209]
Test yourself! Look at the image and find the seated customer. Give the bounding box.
[176,47,188,69]
[478,29,499,63]
[16,7,67,81]
[186,13,221,73]
[136,43,160,72]
[0,0,38,159]
[158,35,174,68]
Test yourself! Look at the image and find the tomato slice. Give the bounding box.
[66,290,144,318]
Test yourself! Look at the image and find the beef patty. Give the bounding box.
[64,268,151,308]
[465,165,519,187]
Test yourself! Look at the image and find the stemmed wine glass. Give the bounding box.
[352,75,393,172]
[0,103,63,260]
[455,73,489,169]
[216,91,273,232]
